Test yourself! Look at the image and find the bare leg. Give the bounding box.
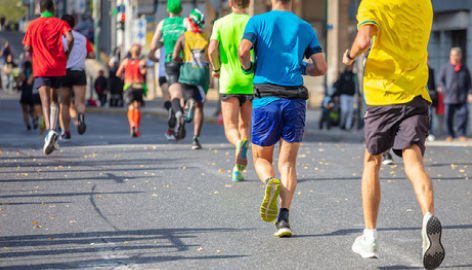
[21,104,30,128]
[194,101,204,137]
[403,144,434,215]
[252,144,276,184]
[60,87,72,132]
[221,98,241,145]
[239,100,252,140]
[361,149,383,230]
[278,140,300,210]
[73,85,86,114]
[38,86,51,130]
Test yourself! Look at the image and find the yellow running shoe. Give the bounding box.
[260,178,281,222]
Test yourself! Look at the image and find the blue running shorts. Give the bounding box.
[252,99,306,146]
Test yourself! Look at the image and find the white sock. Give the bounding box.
[364,228,378,240]
[50,103,59,130]
[423,212,433,226]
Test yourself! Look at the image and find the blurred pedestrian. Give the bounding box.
[108,47,124,107]
[19,61,38,131]
[427,57,438,141]
[438,47,472,141]
[336,65,357,130]
[95,70,108,106]
[0,41,13,65]
[3,54,17,91]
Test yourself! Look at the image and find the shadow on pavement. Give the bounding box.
[0,228,249,269]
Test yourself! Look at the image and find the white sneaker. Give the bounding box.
[43,130,58,155]
[427,134,436,142]
[422,215,445,270]
[352,235,378,259]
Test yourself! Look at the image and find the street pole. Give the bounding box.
[29,0,35,20]
[93,0,101,62]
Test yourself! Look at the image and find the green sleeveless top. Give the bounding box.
[162,17,186,63]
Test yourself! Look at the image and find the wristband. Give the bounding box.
[242,61,255,75]
[300,61,308,75]
[213,68,220,73]
[346,49,355,61]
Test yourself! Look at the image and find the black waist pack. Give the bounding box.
[254,84,309,100]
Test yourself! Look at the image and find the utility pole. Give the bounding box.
[93,0,102,61]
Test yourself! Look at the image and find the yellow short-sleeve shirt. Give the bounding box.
[357,0,433,106]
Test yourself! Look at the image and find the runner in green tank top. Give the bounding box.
[209,0,253,182]
[149,0,190,141]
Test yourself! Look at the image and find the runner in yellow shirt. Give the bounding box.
[343,0,444,268]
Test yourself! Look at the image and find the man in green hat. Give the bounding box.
[149,0,190,141]
[172,8,209,150]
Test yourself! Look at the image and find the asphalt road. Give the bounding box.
[1,95,472,270]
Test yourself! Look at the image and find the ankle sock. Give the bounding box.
[50,103,59,130]
[423,212,433,226]
[164,101,172,110]
[364,228,378,240]
[278,208,290,222]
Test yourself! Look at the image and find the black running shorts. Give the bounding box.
[164,61,181,86]
[364,96,429,157]
[61,69,87,88]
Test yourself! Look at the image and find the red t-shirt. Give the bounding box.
[124,59,145,85]
[23,16,72,77]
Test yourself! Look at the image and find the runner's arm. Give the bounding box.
[306,53,327,76]
[139,59,147,75]
[149,20,164,62]
[208,40,220,78]
[343,25,374,66]
[172,34,185,63]
[238,39,252,71]
[116,59,128,79]
[86,39,96,59]
[65,31,74,59]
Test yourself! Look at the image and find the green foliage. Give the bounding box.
[0,0,27,23]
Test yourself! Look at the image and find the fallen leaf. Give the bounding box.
[197,247,203,251]
[32,221,37,224]
[152,194,158,197]
[70,220,77,224]
[217,250,222,253]
[225,185,232,188]
[48,237,54,240]
[218,169,224,172]
[90,243,95,246]
[214,191,219,194]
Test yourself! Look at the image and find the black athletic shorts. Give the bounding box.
[220,94,254,106]
[159,76,167,86]
[364,96,429,157]
[125,86,144,105]
[62,69,87,88]
[165,61,181,86]
[34,76,63,90]
[20,93,41,106]
[182,83,206,103]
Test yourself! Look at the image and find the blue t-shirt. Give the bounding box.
[243,10,322,87]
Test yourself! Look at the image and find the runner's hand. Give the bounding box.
[212,71,220,78]
[468,94,472,104]
[343,50,354,66]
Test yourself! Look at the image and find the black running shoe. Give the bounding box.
[61,132,71,141]
[168,108,176,128]
[131,127,138,138]
[78,113,86,135]
[274,220,293,238]
[27,125,32,131]
[175,115,186,141]
[192,136,202,150]
[422,215,445,270]
[382,151,394,166]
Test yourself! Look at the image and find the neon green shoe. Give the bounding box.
[232,166,244,182]
[236,139,249,171]
[260,178,281,222]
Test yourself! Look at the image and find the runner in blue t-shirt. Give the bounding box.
[238,0,327,238]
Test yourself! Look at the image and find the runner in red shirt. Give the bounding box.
[23,0,74,155]
[116,45,147,137]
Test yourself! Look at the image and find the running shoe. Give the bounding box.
[422,215,445,270]
[175,115,186,141]
[130,127,138,138]
[382,151,394,166]
[77,113,86,135]
[192,136,202,150]
[427,134,436,142]
[260,178,281,223]
[236,139,249,171]
[352,235,378,259]
[274,220,293,238]
[43,130,58,155]
[168,108,176,128]
[135,130,141,137]
[27,125,32,131]
[184,98,196,123]
[232,165,244,182]
[165,129,176,141]
[61,132,71,141]
[32,117,38,130]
